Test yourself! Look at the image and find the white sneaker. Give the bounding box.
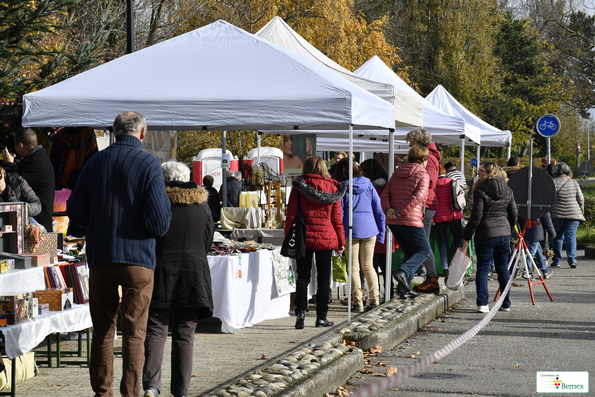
[477,305,489,313]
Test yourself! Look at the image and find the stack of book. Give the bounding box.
[43,263,89,304]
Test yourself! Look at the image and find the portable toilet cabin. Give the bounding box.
[244,147,284,176]
[193,149,238,190]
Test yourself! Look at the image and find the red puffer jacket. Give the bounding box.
[380,163,429,228]
[433,176,464,224]
[285,174,346,251]
[425,142,441,210]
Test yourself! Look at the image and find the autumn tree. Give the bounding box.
[0,0,125,144]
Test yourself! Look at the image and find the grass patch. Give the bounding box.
[580,182,595,197]
[576,223,595,244]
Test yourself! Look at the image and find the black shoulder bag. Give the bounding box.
[281,193,306,259]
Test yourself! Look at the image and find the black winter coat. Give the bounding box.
[4,145,55,231]
[1,171,42,217]
[152,181,214,320]
[462,177,518,242]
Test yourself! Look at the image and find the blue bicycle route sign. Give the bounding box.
[536,114,561,138]
[470,158,478,167]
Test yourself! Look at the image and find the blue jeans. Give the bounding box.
[552,219,580,266]
[388,224,431,292]
[527,241,548,274]
[475,236,511,309]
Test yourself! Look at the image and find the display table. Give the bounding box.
[220,208,263,230]
[0,268,45,294]
[230,228,285,245]
[208,249,290,333]
[1,304,92,360]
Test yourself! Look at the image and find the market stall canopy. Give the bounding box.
[255,17,423,128]
[316,137,409,154]
[354,56,481,146]
[22,20,394,131]
[426,85,512,147]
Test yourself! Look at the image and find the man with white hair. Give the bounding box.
[68,111,171,397]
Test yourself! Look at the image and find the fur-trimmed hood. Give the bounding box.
[292,175,346,204]
[165,181,209,205]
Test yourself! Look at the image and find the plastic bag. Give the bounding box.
[445,241,471,291]
[332,253,347,283]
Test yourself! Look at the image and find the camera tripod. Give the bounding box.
[494,220,553,305]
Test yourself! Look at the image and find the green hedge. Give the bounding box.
[584,196,595,226]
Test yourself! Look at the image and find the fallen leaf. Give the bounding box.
[433,361,439,364]
[386,367,398,376]
[416,351,421,355]
[254,354,267,360]
[191,374,200,378]
[343,340,356,347]
[290,340,301,343]
[369,345,382,354]
[410,354,416,358]
[513,363,521,368]
[57,384,69,387]
[511,282,524,287]
[359,368,374,374]
[370,373,387,377]
[439,319,445,322]
[355,375,364,378]
[376,361,388,367]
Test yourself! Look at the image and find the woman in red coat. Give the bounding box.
[285,156,346,329]
[433,163,464,281]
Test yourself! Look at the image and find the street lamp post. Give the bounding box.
[127,0,135,54]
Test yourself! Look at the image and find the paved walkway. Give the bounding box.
[9,247,591,397]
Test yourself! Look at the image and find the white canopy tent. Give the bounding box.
[354,56,481,146]
[22,20,394,132]
[316,137,409,153]
[255,17,413,315]
[426,85,512,149]
[255,17,423,129]
[426,84,513,173]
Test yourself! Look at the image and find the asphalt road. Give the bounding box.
[340,260,595,397]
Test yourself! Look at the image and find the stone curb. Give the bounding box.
[276,286,465,397]
[356,286,465,351]
[279,348,364,397]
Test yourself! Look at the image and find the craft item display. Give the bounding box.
[0,293,36,325]
[22,254,50,267]
[0,253,31,269]
[35,288,74,311]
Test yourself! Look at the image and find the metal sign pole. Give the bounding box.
[547,138,551,165]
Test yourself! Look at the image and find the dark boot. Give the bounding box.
[315,317,334,327]
[295,311,305,329]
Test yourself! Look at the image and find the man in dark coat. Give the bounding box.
[3,128,55,231]
[203,175,221,222]
[67,112,171,397]
[220,170,241,207]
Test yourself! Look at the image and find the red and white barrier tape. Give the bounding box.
[349,256,520,397]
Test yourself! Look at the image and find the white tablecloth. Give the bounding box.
[230,228,285,245]
[0,267,45,294]
[1,303,92,359]
[208,250,290,333]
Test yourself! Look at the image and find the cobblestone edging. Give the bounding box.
[207,287,465,397]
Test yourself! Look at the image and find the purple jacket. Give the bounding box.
[340,176,385,243]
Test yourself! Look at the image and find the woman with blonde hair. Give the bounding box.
[285,156,346,329]
[462,161,517,313]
